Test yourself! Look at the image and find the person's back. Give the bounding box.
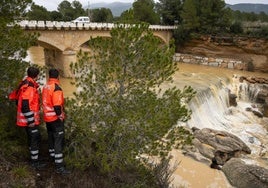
[42,68,70,175]
[17,76,40,127]
[12,67,45,169]
[42,78,64,122]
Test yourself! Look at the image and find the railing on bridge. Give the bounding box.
[17,20,177,31]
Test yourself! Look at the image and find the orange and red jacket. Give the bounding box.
[16,77,40,127]
[42,78,65,122]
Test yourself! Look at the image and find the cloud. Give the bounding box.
[225,0,268,5]
[32,0,61,11]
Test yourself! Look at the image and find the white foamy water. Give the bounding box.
[173,64,268,167]
[187,84,267,158]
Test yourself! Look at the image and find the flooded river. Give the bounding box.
[27,46,76,97]
[27,46,268,188]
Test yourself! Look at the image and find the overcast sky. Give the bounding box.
[32,0,268,11]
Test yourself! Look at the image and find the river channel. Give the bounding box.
[27,46,268,188]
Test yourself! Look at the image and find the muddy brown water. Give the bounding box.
[27,46,268,188]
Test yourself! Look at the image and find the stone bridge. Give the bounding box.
[18,20,176,77]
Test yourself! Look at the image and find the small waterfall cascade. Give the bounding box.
[231,74,265,102]
[184,74,268,165]
[186,81,231,130]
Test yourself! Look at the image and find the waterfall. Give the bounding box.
[186,80,231,130]
[183,74,268,160]
[231,75,263,102]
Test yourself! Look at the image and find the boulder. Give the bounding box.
[264,100,268,117]
[222,158,268,188]
[229,92,237,107]
[192,128,251,166]
[252,110,264,118]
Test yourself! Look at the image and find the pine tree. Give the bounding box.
[198,0,228,33]
[0,0,38,152]
[156,0,183,25]
[181,0,200,31]
[66,23,195,175]
[133,0,160,24]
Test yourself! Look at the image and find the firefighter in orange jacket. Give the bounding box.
[15,67,45,169]
[42,68,70,175]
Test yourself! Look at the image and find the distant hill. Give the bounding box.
[226,3,268,14]
[90,2,132,17]
[87,2,268,18]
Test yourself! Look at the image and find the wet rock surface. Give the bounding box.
[240,76,268,117]
[222,158,268,188]
[191,128,251,166]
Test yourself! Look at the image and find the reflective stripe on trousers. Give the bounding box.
[46,119,65,166]
[55,153,63,164]
[49,149,55,157]
[25,126,41,162]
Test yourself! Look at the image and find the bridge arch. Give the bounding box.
[38,38,62,51]
[152,33,170,44]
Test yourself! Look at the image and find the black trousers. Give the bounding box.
[25,126,41,162]
[46,119,65,168]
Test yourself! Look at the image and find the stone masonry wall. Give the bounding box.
[174,53,248,71]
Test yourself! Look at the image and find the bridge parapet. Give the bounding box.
[17,20,176,31]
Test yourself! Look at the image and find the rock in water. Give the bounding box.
[222,158,268,188]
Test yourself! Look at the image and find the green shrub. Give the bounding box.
[230,21,243,34]
[247,25,268,38]
[173,25,191,49]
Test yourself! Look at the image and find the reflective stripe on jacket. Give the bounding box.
[16,77,40,127]
[42,78,65,122]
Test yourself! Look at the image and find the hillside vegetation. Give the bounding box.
[226,3,268,14]
[93,2,268,17]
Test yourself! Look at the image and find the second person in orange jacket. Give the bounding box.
[42,68,70,175]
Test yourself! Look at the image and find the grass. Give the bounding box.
[12,165,31,179]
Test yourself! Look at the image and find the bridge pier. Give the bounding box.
[60,50,76,77]
[44,49,76,77]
